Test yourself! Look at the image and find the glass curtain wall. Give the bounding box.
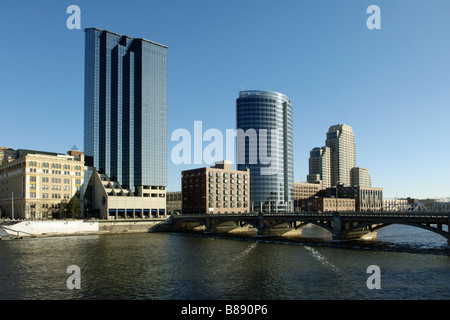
[236,91,293,212]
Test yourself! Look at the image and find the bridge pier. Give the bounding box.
[205,214,211,232]
[256,213,303,236]
[447,216,450,247]
[173,212,450,245]
[257,212,265,235]
[332,212,378,241]
[332,212,342,240]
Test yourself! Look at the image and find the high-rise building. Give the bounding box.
[325,124,356,187]
[350,167,371,187]
[82,28,168,220]
[84,28,167,193]
[307,146,331,188]
[236,90,293,212]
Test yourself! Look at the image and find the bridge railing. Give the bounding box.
[384,203,428,212]
[431,202,450,212]
[174,211,450,218]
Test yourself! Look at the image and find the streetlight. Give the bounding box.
[9,192,14,220]
[335,187,338,212]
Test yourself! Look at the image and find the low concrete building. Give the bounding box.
[316,184,383,212]
[294,181,322,200]
[167,191,182,214]
[81,167,166,220]
[298,197,356,212]
[383,198,409,211]
[293,181,322,211]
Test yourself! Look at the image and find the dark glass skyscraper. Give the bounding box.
[236,90,293,212]
[84,28,167,192]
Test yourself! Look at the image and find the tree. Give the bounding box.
[62,193,81,218]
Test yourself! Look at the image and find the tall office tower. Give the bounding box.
[350,167,371,187]
[307,146,331,188]
[325,124,356,187]
[84,28,167,193]
[236,90,293,212]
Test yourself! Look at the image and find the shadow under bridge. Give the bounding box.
[171,212,450,244]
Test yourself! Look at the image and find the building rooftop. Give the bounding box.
[238,90,290,102]
[84,27,168,48]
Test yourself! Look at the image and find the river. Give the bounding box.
[0,224,448,301]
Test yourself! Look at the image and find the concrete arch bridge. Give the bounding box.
[171,212,450,245]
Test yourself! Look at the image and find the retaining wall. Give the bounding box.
[1,220,99,236]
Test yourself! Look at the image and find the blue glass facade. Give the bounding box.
[236,91,293,212]
[84,28,167,191]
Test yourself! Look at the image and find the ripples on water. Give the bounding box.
[0,224,448,300]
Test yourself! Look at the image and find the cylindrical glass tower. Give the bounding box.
[236,90,293,212]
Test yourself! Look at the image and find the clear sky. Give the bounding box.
[1,0,449,199]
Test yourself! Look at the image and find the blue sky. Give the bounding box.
[1,0,449,199]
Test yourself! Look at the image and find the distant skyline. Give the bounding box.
[1,0,449,199]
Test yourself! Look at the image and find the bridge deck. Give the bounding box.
[172,212,450,244]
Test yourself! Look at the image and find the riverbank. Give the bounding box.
[0,218,171,239]
[1,219,448,256]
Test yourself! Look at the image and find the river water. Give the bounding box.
[0,224,448,300]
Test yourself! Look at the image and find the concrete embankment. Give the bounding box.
[98,219,173,234]
[0,218,173,239]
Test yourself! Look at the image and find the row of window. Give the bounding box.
[323,200,354,206]
[208,195,248,201]
[208,177,248,184]
[208,184,249,190]
[208,202,249,208]
[30,169,82,176]
[209,189,248,195]
[40,185,71,191]
[29,161,82,170]
[183,171,248,179]
[35,193,75,199]
[38,177,74,184]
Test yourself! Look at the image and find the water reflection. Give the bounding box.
[0,225,448,300]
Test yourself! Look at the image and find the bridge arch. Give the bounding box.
[263,219,334,235]
[209,219,259,231]
[343,221,449,242]
[172,213,449,245]
[172,217,207,230]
